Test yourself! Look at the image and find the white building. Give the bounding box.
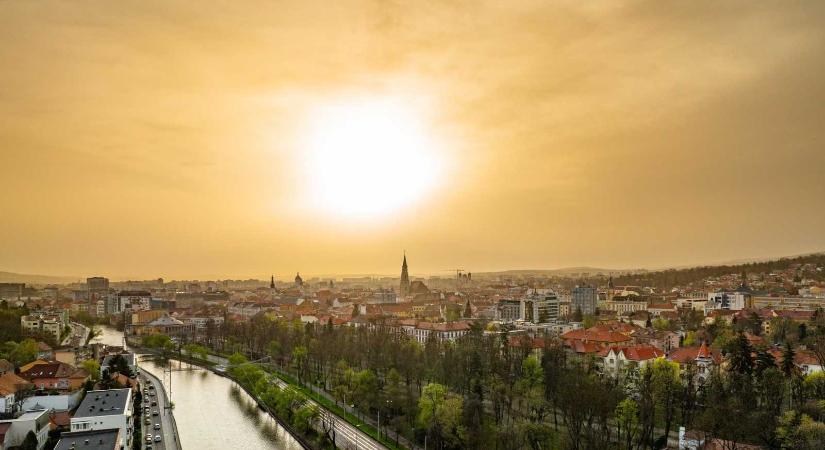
[601,346,665,378]
[0,408,51,450]
[705,289,751,313]
[71,389,133,450]
[116,291,151,312]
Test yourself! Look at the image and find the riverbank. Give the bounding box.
[132,346,315,450]
[100,328,304,450]
[134,342,395,450]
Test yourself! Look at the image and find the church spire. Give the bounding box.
[400,252,410,297]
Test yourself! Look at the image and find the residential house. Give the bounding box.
[0,408,51,450]
[601,346,665,377]
[55,429,121,450]
[668,342,721,384]
[20,362,89,391]
[0,372,33,415]
[71,389,133,450]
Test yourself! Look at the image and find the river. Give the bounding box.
[91,327,303,450]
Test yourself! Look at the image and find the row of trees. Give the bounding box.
[199,313,825,449]
[225,353,326,446]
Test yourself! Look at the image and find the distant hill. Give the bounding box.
[475,267,645,278]
[0,271,79,285]
[610,252,825,290]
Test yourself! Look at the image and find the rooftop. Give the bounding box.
[54,429,121,450]
[74,389,131,418]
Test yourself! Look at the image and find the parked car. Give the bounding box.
[154,423,161,430]
[154,435,162,442]
[152,410,159,416]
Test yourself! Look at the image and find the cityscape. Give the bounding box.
[2,1,825,450]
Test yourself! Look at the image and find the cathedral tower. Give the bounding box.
[400,253,410,297]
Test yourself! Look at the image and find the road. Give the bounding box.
[139,369,181,450]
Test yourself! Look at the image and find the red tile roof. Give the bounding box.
[603,346,665,361]
[561,329,633,344]
[668,345,722,364]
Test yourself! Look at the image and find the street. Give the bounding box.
[139,370,181,450]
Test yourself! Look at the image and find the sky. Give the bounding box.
[1,0,824,280]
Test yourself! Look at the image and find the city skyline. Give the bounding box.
[2,1,825,279]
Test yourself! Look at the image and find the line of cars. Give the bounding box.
[142,381,162,449]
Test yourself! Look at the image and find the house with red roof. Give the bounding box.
[19,361,89,391]
[601,346,665,377]
[668,342,721,384]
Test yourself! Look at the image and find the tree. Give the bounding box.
[292,345,308,383]
[781,341,797,377]
[8,339,38,366]
[572,307,583,322]
[20,430,38,450]
[107,354,133,378]
[650,359,681,443]
[81,359,101,382]
[754,350,776,376]
[725,332,754,376]
[418,383,466,449]
[615,398,639,450]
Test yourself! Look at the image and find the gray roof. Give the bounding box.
[74,389,131,418]
[55,429,120,450]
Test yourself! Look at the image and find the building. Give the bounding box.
[668,342,720,384]
[400,254,411,297]
[705,289,752,313]
[116,291,151,313]
[0,408,51,450]
[20,314,64,343]
[572,284,598,316]
[496,299,522,321]
[0,372,33,415]
[601,346,665,377]
[496,290,560,324]
[19,362,89,391]
[0,283,25,301]
[86,277,109,295]
[55,429,121,450]
[395,321,471,344]
[71,389,133,450]
[602,299,648,315]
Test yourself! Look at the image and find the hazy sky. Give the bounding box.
[2,1,824,280]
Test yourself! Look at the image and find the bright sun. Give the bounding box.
[301,97,443,218]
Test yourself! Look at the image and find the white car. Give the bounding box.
[154,423,161,430]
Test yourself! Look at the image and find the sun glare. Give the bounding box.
[301,97,443,219]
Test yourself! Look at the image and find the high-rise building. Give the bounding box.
[572,284,598,315]
[399,253,410,297]
[86,277,109,294]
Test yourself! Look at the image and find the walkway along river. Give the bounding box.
[92,327,304,450]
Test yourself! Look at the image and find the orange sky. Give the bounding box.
[1,1,824,280]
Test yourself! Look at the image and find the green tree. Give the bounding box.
[81,359,101,382]
[781,342,797,377]
[615,398,639,450]
[20,430,38,450]
[726,332,754,376]
[418,383,466,449]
